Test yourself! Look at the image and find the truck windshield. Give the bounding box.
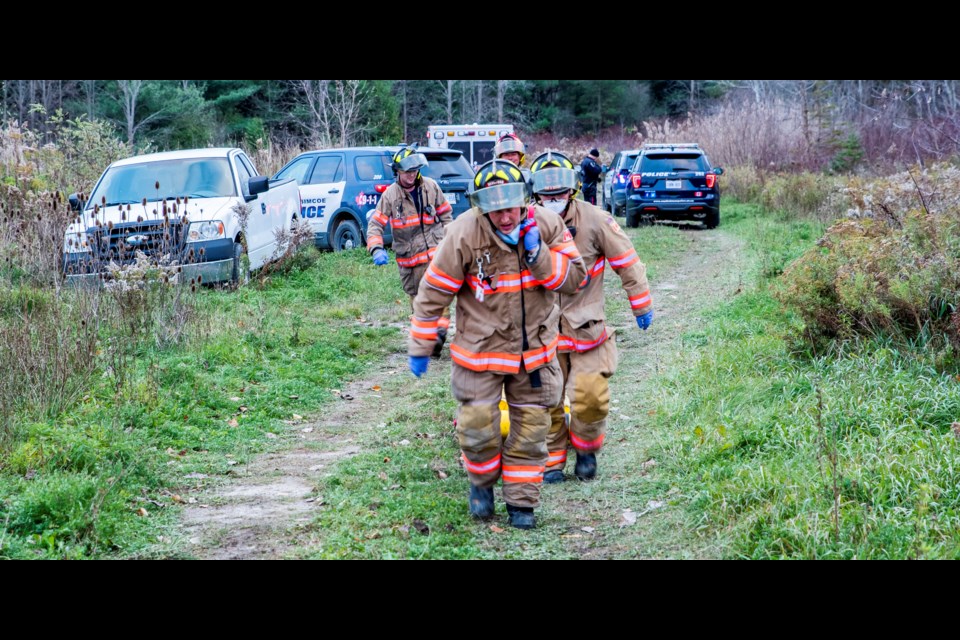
[86,157,236,210]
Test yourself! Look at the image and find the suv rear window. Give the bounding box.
[639,153,708,173]
[421,154,474,180]
[619,153,639,170]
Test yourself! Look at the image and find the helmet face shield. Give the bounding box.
[531,166,579,195]
[471,182,528,212]
[395,152,428,173]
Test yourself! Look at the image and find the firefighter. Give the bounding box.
[529,151,653,482]
[494,132,532,197]
[407,158,586,529]
[367,146,453,357]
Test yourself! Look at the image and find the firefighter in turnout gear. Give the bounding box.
[495,132,533,198]
[368,146,454,356]
[529,151,653,482]
[407,158,586,529]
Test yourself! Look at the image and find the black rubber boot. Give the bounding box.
[574,452,597,480]
[431,327,447,358]
[469,485,494,519]
[506,504,536,530]
[543,469,564,484]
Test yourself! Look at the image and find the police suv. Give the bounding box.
[273,146,474,251]
[623,143,724,229]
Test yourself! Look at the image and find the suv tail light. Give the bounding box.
[705,173,716,189]
[630,173,643,189]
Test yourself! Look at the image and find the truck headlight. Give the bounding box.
[64,232,90,253]
[187,220,225,242]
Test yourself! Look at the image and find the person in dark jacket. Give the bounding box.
[580,148,604,206]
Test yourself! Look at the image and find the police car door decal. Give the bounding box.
[300,155,346,235]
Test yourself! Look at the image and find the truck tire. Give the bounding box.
[704,208,720,229]
[231,240,249,287]
[333,219,362,252]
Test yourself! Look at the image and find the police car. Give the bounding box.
[603,148,641,217]
[272,146,474,251]
[623,143,724,229]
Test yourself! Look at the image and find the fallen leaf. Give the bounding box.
[399,439,411,446]
[184,473,207,479]
[188,497,198,504]
[953,422,960,439]
[289,395,299,400]
[178,449,187,456]
[136,507,149,517]
[331,389,342,396]
[641,459,657,469]
[619,414,633,420]
[581,526,595,533]
[648,410,656,416]
[301,427,313,433]
[227,460,239,466]
[398,525,411,537]
[647,500,666,510]
[383,456,391,463]
[490,525,505,534]
[436,470,448,480]
[227,418,239,428]
[365,530,382,540]
[413,519,430,535]
[341,393,354,401]
[238,406,248,413]
[389,484,401,490]
[371,385,381,391]
[561,534,583,539]
[620,509,637,526]
[265,432,278,439]
[230,396,241,402]
[165,447,177,456]
[378,472,388,481]
[171,494,184,503]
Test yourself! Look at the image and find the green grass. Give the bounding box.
[0,249,407,559]
[646,202,960,558]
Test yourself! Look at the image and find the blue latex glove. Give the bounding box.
[521,217,540,254]
[636,309,654,331]
[409,355,429,377]
[372,248,388,266]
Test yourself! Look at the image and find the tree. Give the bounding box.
[115,80,167,144]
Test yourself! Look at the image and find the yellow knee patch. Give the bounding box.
[457,404,500,452]
[573,373,610,424]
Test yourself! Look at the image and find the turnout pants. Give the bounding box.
[452,360,562,508]
[545,337,618,472]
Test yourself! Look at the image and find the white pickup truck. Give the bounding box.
[64,147,300,285]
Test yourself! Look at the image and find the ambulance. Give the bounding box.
[426,124,514,169]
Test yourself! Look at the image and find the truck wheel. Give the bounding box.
[333,219,362,252]
[231,241,249,286]
[704,208,720,229]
